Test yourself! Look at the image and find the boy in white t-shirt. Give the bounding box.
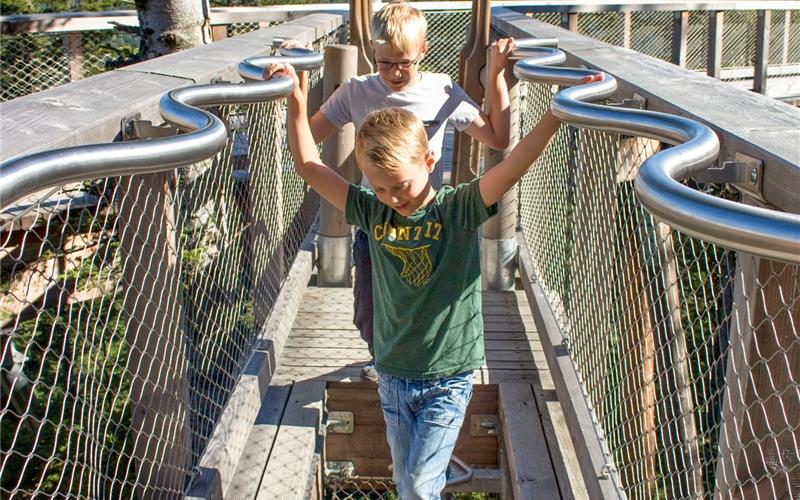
[266,2,515,381]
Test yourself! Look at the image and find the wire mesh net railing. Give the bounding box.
[3,6,798,102]
[522,8,800,88]
[0,25,349,496]
[0,29,140,102]
[516,79,799,499]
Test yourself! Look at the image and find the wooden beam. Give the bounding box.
[622,11,632,49]
[226,385,292,499]
[0,14,345,162]
[561,12,578,31]
[211,24,227,41]
[754,10,771,94]
[499,383,560,499]
[516,236,623,499]
[63,32,84,81]
[781,11,791,64]
[256,380,327,500]
[671,10,688,67]
[707,10,723,78]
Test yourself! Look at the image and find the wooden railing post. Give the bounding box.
[561,12,578,32]
[623,11,632,49]
[118,172,190,499]
[317,45,358,287]
[671,11,689,67]
[481,53,519,290]
[63,32,84,81]
[781,11,791,65]
[211,25,227,41]
[453,0,490,186]
[754,10,771,94]
[655,223,703,498]
[349,0,374,75]
[707,11,724,79]
[715,244,799,497]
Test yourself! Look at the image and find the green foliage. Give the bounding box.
[1,291,135,496]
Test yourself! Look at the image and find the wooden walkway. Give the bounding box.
[226,285,588,499]
[274,287,544,384]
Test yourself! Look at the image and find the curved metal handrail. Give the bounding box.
[512,44,800,264]
[0,47,322,212]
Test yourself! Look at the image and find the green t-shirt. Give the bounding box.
[345,178,498,379]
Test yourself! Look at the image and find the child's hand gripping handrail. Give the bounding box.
[0,47,323,212]
[511,42,800,265]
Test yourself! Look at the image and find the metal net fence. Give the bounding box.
[3,7,798,102]
[516,80,799,499]
[525,8,800,86]
[0,29,140,102]
[0,27,348,497]
[420,9,472,79]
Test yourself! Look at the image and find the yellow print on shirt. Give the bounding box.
[383,243,432,287]
[373,221,442,242]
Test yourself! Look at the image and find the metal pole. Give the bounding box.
[317,45,358,287]
[481,50,519,290]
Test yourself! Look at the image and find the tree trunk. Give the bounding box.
[136,0,210,59]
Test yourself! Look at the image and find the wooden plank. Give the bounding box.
[707,10,723,78]
[294,301,534,316]
[515,238,621,499]
[289,317,535,332]
[326,384,499,476]
[754,10,771,94]
[285,336,542,351]
[670,11,688,66]
[0,14,345,162]
[256,380,326,500]
[227,385,292,499]
[529,373,590,499]
[292,310,534,326]
[499,383,560,499]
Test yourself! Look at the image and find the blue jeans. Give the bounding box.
[353,229,374,357]
[377,371,473,500]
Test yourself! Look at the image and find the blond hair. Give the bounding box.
[371,2,427,52]
[356,108,429,172]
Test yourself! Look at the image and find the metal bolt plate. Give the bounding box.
[326,411,353,434]
[469,414,499,436]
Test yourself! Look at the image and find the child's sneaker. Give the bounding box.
[360,360,378,383]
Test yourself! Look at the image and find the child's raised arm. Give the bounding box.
[478,73,603,206]
[284,63,350,211]
[463,37,515,150]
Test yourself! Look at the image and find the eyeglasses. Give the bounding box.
[374,51,423,70]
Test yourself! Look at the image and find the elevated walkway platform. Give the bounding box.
[224,284,587,499]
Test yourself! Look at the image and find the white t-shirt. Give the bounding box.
[320,72,480,189]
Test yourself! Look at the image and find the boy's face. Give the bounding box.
[372,40,428,92]
[361,150,436,217]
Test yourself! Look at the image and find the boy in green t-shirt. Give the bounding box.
[283,61,577,497]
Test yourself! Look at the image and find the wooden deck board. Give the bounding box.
[254,380,326,500]
[258,286,579,498]
[227,385,292,500]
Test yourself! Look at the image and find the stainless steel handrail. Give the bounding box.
[0,47,322,211]
[512,44,800,264]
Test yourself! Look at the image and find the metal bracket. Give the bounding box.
[693,152,764,198]
[608,93,646,110]
[325,411,353,434]
[445,455,474,487]
[324,460,355,479]
[469,414,499,436]
[121,114,179,140]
